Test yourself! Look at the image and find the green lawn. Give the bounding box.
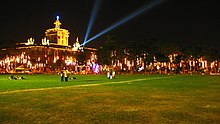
[0,74,219,123]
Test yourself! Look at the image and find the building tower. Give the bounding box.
[45,16,70,46]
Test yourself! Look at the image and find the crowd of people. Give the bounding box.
[8,69,117,82]
[59,69,116,82]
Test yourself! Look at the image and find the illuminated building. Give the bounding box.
[0,17,97,74]
[45,16,69,46]
[0,17,219,75]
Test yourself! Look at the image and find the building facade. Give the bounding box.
[0,17,97,74]
[45,16,70,46]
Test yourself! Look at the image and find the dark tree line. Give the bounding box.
[97,36,220,73]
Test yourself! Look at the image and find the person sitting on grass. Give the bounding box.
[17,76,24,80]
[8,75,15,80]
[8,75,24,80]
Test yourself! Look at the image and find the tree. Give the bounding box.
[53,59,64,71]
[77,52,86,65]
[97,35,117,66]
[97,47,111,65]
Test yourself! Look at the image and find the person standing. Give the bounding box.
[64,70,69,82]
[112,70,116,79]
[107,69,113,79]
[60,71,64,82]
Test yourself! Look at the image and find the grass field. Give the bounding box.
[0,74,219,123]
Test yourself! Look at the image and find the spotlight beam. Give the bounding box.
[81,0,163,46]
[83,0,102,45]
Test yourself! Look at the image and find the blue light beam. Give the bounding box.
[82,0,163,46]
[83,0,102,45]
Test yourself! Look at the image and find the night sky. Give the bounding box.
[0,0,219,48]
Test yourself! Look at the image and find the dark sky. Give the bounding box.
[0,0,219,48]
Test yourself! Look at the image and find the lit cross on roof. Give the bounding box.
[54,16,61,29]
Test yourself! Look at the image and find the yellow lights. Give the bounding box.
[42,37,49,45]
[54,19,61,29]
[53,56,59,63]
[45,17,70,46]
[3,16,214,75]
[53,59,56,63]
[72,37,83,51]
[0,52,80,73]
[0,16,99,74]
[65,56,74,65]
[124,58,127,64]
[23,59,27,64]
[25,38,35,45]
[37,57,41,62]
